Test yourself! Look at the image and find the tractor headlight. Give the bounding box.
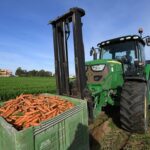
[91,64,105,71]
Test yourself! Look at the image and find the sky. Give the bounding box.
[0,0,150,75]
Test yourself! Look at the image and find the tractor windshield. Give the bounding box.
[100,41,136,64]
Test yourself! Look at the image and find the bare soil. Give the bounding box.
[89,106,150,150]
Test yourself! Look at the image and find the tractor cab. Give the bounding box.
[98,35,146,77]
[88,33,150,83]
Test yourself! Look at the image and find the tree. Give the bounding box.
[15,67,26,76]
[15,67,52,77]
[27,70,38,77]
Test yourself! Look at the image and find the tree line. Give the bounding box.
[15,67,52,77]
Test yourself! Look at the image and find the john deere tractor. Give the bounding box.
[87,32,150,133]
[50,7,150,133]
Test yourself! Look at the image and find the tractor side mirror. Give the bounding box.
[90,47,97,60]
[146,37,150,46]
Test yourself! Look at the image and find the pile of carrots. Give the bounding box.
[0,94,74,130]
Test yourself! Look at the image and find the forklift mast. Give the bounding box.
[50,7,86,99]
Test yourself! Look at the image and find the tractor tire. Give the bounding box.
[120,81,149,133]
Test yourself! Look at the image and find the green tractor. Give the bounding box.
[86,32,150,133]
[50,7,150,133]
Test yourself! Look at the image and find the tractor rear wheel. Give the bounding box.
[120,81,149,133]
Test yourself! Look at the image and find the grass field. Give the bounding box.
[0,77,56,101]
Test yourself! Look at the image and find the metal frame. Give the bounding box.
[49,7,86,99]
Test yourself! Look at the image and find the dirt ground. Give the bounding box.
[89,106,150,150]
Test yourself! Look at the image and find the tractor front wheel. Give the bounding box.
[120,81,148,133]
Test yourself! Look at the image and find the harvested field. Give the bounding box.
[90,106,150,150]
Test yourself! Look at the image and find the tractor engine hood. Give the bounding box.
[85,59,123,93]
[85,59,121,66]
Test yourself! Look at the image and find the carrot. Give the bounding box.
[15,117,26,125]
[24,100,32,106]
[25,110,39,115]
[31,118,39,124]
[43,105,50,112]
[30,122,40,126]
[24,124,30,128]
[45,109,56,116]
[0,108,5,113]
[50,104,57,109]
[3,108,16,118]
[36,106,47,113]
[10,116,19,120]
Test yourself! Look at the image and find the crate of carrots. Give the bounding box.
[0,94,74,130]
[0,94,89,150]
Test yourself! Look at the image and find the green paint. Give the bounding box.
[85,57,150,118]
[145,64,150,103]
[145,64,150,80]
[86,59,124,118]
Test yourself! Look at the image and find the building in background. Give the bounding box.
[0,69,12,77]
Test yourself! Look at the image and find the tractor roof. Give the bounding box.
[98,35,145,47]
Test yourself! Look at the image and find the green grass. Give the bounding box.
[0,77,56,101]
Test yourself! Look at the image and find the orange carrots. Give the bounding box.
[0,94,74,130]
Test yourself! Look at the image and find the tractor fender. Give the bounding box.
[145,63,150,81]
